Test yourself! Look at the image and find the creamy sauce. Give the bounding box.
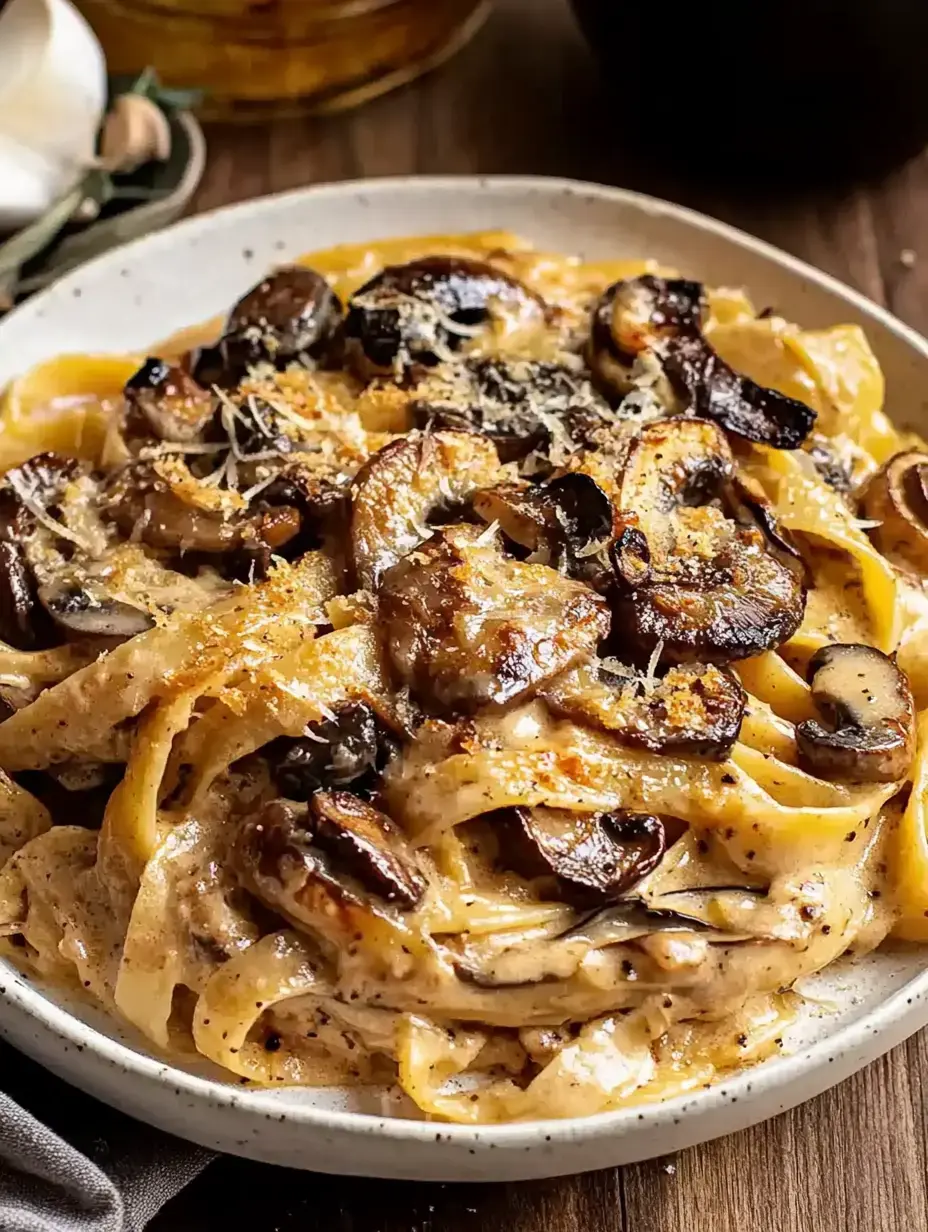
[0,231,921,1122]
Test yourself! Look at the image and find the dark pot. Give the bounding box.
[570,0,928,186]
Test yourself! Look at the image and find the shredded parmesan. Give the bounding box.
[645,639,665,687]
[6,473,99,556]
[473,520,500,547]
[301,725,330,743]
[575,535,610,559]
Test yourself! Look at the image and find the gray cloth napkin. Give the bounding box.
[0,1042,213,1232]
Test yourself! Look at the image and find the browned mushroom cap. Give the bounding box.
[123,358,215,443]
[589,275,816,449]
[310,790,425,907]
[104,461,302,557]
[342,256,547,380]
[235,795,425,934]
[350,429,502,591]
[796,643,916,783]
[472,472,614,577]
[542,659,745,758]
[860,450,928,573]
[491,806,668,907]
[409,357,614,464]
[609,419,806,664]
[217,266,342,383]
[380,523,611,713]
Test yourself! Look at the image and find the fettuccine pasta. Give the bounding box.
[0,231,924,1123]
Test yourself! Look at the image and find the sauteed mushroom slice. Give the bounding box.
[0,454,83,650]
[589,275,815,448]
[380,523,611,713]
[37,582,154,640]
[0,542,45,649]
[0,453,80,534]
[860,450,928,572]
[350,429,502,590]
[410,357,614,463]
[473,472,613,576]
[796,643,916,783]
[251,466,351,564]
[342,256,547,379]
[123,358,215,443]
[220,266,342,379]
[610,529,806,664]
[609,419,806,664]
[543,660,745,758]
[617,416,733,512]
[310,790,426,908]
[235,795,425,924]
[105,462,302,557]
[492,806,668,907]
[268,701,399,799]
[452,890,754,991]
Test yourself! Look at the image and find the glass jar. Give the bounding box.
[73,0,491,120]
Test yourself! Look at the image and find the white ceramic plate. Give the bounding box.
[0,176,926,1181]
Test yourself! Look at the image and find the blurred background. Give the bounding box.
[3,0,928,318]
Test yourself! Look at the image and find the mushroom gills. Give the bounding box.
[589,275,816,449]
[0,540,49,649]
[342,256,547,378]
[860,449,928,573]
[491,805,670,907]
[796,642,916,783]
[37,582,155,640]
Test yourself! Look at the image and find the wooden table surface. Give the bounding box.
[154,1,928,1227]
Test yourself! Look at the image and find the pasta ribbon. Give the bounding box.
[892,711,928,940]
[390,706,896,863]
[115,807,259,1049]
[181,621,390,807]
[0,551,338,772]
[193,931,333,1082]
[747,448,900,653]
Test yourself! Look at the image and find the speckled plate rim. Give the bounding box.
[0,175,926,1178]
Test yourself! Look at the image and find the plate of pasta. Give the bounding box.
[0,176,926,1180]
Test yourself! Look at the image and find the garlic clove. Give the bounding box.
[99,94,173,175]
[0,0,106,172]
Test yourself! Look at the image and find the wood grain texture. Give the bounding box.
[155,1,928,1227]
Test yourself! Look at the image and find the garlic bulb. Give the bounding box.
[0,0,106,230]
